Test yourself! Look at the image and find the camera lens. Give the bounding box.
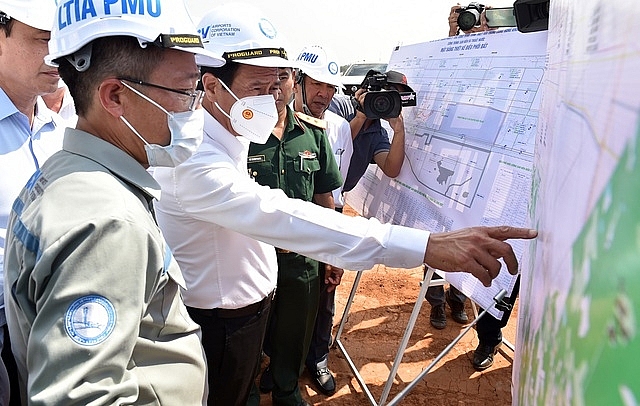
[457,9,481,31]
[362,90,402,119]
[372,94,392,115]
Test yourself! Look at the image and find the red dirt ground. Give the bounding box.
[258,206,516,406]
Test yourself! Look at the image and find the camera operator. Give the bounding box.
[449,3,493,36]
[329,70,411,194]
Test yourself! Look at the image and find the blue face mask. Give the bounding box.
[119,81,204,167]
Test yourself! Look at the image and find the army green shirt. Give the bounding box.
[247,107,342,201]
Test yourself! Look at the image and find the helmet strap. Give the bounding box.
[298,73,314,116]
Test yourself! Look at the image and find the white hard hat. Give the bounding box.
[0,0,56,31]
[45,0,224,70]
[196,3,294,68]
[295,45,344,89]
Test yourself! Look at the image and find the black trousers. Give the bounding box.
[187,294,273,406]
[1,324,20,406]
[476,276,520,346]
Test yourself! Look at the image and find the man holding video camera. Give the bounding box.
[329,69,413,194]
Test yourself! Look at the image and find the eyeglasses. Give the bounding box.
[118,77,204,111]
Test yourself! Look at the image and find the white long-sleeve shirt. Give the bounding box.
[324,110,353,208]
[153,110,430,310]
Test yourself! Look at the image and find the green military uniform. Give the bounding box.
[248,107,342,405]
[4,129,207,405]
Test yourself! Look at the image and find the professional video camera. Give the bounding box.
[456,2,485,32]
[356,70,416,120]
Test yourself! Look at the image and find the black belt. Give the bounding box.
[190,290,275,319]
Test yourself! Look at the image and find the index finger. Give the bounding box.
[485,226,538,241]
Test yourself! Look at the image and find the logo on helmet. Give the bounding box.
[57,0,162,29]
[258,18,276,39]
[328,62,338,75]
[297,52,319,64]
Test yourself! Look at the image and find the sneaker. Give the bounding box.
[445,290,468,324]
[259,365,274,393]
[311,366,336,396]
[429,304,447,329]
[472,342,501,371]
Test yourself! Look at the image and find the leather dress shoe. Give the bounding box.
[430,304,447,329]
[472,342,501,371]
[446,290,468,324]
[259,365,274,393]
[311,366,336,396]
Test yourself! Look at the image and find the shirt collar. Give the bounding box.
[62,128,162,201]
[0,88,19,121]
[0,88,63,136]
[203,108,248,162]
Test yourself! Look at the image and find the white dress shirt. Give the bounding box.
[324,110,353,208]
[154,110,430,310]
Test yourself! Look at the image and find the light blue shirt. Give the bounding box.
[0,88,65,322]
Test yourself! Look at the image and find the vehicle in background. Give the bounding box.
[341,61,388,96]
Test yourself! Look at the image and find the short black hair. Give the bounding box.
[0,11,15,36]
[58,36,165,116]
[200,60,241,90]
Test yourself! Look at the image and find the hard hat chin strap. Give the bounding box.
[65,42,93,72]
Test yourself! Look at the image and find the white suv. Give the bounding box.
[341,62,388,96]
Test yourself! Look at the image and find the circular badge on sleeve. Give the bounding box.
[64,295,116,346]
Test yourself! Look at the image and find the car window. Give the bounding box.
[345,63,388,76]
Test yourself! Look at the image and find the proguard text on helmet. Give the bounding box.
[57,0,162,29]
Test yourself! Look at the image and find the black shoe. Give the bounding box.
[259,365,274,393]
[429,304,447,329]
[472,342,501,371]
[445,290,468,324]
[311,366,336,396]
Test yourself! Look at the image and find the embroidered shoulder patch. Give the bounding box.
[64,295,116,346]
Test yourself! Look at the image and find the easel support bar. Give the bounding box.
[385,289,507,406]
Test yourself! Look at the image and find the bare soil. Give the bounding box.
[259,206,516,406]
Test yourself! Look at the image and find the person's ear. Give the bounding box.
[98,78,127,118]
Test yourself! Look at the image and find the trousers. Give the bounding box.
[476,276,520,346]
[306,263,334,371]
[187,291,273,406]
[265,253,320,406]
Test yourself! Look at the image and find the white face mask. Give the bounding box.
[120,82,204,167]
[214,78,278,144]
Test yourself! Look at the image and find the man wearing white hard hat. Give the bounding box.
[247,43,342,402]
[3,0,224,404]
[0,1,63,404]
[291,44,353,397]
[154,3,537,406]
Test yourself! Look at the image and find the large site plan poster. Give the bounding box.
[345,28,547,318]
[515,1,640,404]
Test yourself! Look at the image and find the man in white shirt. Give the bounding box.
[154,4,537,406]
[0,2,63,403]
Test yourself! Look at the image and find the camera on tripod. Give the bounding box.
[356,70,416,120]
[456,2,485,32]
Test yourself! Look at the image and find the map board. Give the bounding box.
[514,1,640,404]
[345,28,547,318]
[344,2,640,404]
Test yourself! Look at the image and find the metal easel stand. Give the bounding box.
[333,265,510,406]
